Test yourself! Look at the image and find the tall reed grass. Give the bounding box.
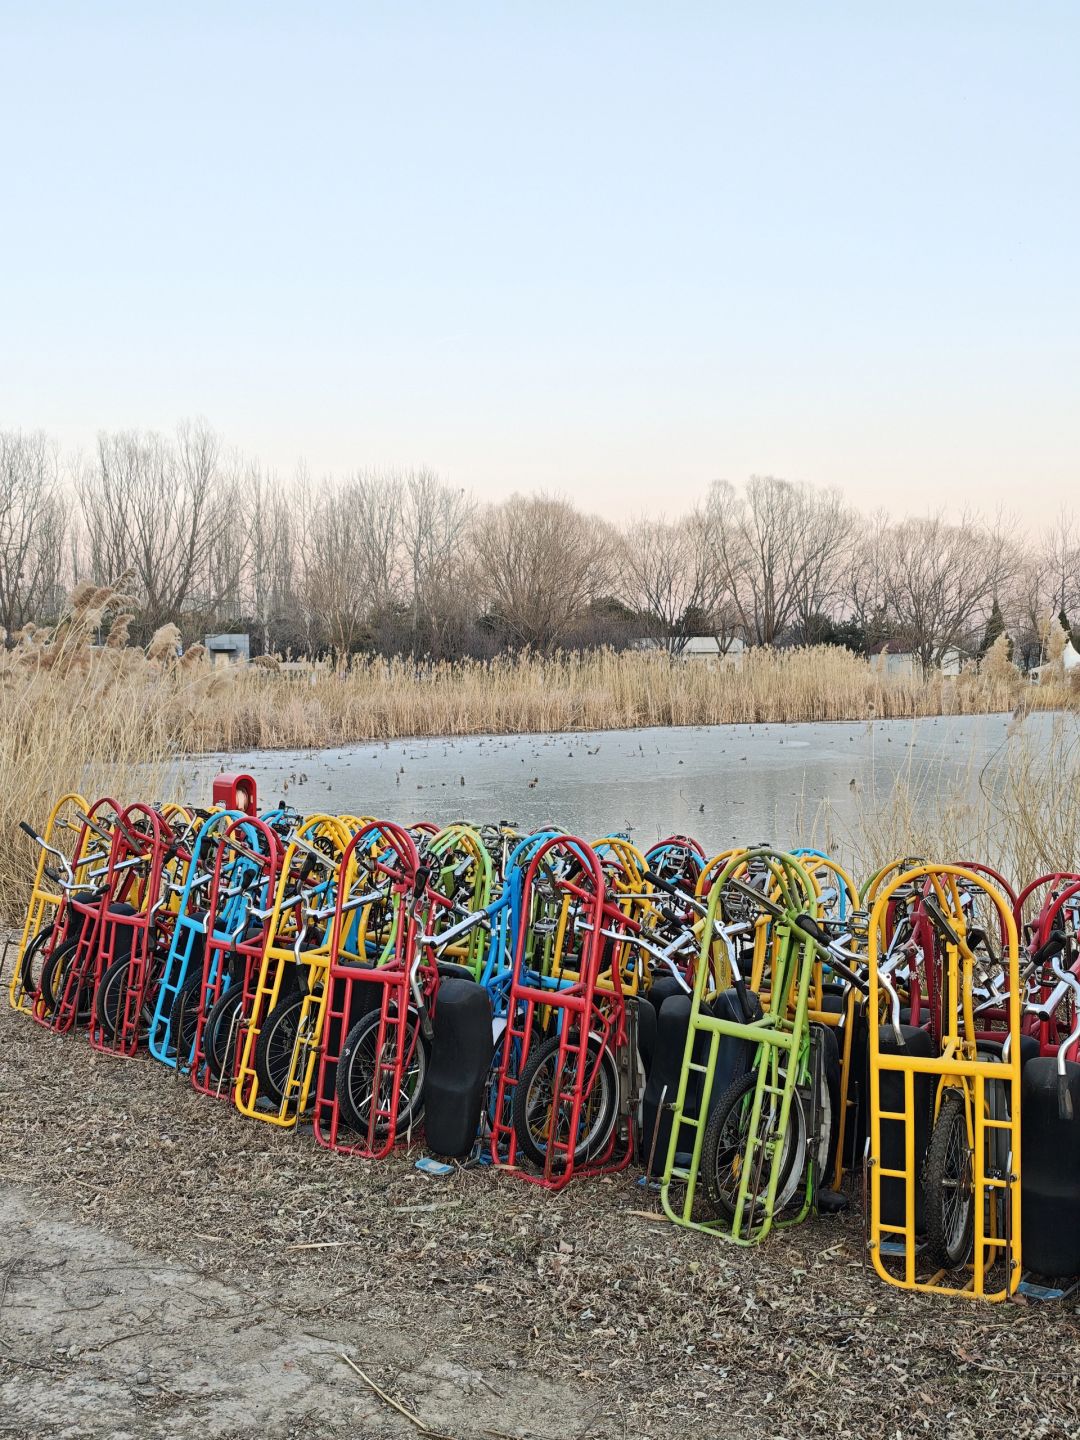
[167,646,1068,751]
[845,711,1080,892]
[0,666,183,925]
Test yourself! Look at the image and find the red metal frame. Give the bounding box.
[212,773,258,815]
[889,868,1016,1048]
[312,821,438,1158]
[1023,879,1080,1061]
[490,834,633,1190]
[190,815,283,1097]
[1014,872,1080,943]
[87,803,174,1056]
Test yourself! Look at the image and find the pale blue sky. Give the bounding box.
[1,2,1076,521]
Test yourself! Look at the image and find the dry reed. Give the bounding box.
[845,711,1080,890]
[163,646,1072,752]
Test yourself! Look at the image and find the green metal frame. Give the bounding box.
[659,847,823,1245]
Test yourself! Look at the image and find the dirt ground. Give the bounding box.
[1,1002,1079,1440]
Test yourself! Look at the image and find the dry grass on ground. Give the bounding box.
[0,1002,1077,1440]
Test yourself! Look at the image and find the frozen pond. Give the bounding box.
[173,710,1050,855]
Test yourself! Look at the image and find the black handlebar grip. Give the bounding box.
[1032,933,1068,965]
[19,821,42,843]
[644,869,688,897]
[418,1002,435,1044]
[795,912,827,944]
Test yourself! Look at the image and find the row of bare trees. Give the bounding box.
[1,422,1076,669]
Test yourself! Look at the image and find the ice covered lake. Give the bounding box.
[173,710,1048,856]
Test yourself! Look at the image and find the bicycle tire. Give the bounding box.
[203,985,246,1083]
[253,994,305,1107]
[336,1005,429,1139]
[18,924,54,998]
[39,938,87,1019]
[95,956,137,1041]
[168,970,204,1064]
[511,1032,619,1170]
[923,1089,975,1270]
[700,1069,806,1225]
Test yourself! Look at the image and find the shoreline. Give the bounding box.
[172,706,1038,764]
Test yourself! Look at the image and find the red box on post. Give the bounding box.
[212,772,257,815]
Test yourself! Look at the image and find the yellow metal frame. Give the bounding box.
[234,813,355,1126]
[9,792,91,1013]
[592,837,652,997]
[695,848,746,899]
[425,823,494,975]
[866,863,1022,1301]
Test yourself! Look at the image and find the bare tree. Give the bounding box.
[787,485,855,641]
[80,420,228,631]
[1006,548,1054,670]
[4,417,1063,675]
[242,463,295,655]
[880,513,1002,673]
[1039,509,1080,627]
[707,475,852,646]
[621,510,721,654]
[300,471,403,656]
[400,469,476,655]
[0,431,67,636]
[472,494,615,651]
[844,510,891,649]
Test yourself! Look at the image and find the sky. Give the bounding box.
[1,2,1077,523]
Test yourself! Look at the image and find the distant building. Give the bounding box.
[204,632,250,667]
[680,635,745,663]
[1028,639,1080,682]
[632,635,745,665]
[867,641,963,678]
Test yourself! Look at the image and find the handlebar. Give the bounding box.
[643,868,692,898]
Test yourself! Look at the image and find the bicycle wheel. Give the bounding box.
[39,939,90,1021]
[336,1006,429,1139]
[253,994,305,1106]
[924,1089,975,1270]
[168,971,203,1064]
[511,1033,619,1170]
[18,924,54,998]
[700,1069,806,1225]
[95,956,151,1041]
[203,985,245,1082]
